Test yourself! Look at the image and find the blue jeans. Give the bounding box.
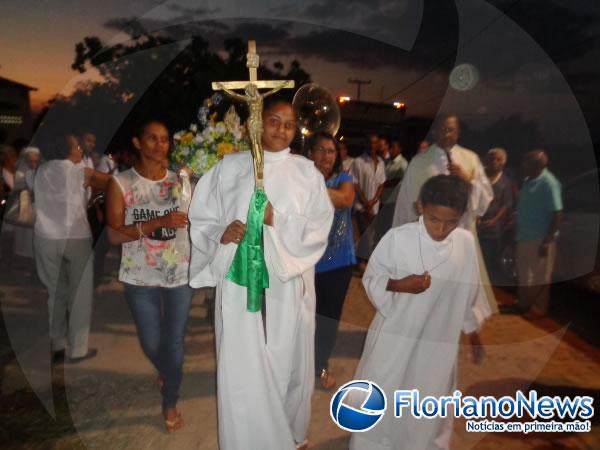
[123,283,193,410]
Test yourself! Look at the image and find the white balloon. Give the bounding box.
[292,83,341,136]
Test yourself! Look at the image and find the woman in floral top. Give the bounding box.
[106,119,192,432]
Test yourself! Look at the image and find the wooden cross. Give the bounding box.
[211,41,295,91]
[211,40,295,188]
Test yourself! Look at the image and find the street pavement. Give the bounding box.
[0,255,599,450]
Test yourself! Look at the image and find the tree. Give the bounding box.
[35,29,311,154]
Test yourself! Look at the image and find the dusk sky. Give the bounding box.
[2,0,600,148]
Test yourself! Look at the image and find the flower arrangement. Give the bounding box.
[171,93,250,176]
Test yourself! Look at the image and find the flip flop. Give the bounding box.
[296,439,309,450]
[164,412,184,433]
[319,369,336,390]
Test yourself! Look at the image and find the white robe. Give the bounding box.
[188,148,333,450]
[392,144,492,230]
[392,144,498,314]
[350,218,489,450]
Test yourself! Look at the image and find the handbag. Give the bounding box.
[3,189,36,227]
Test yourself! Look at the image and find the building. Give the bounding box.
[338,98,405,135]
[0,76,37,145]
[335,98,437,159]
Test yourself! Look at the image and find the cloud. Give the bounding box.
[302,0,365,19]
[219,21,292,44]
[99,0,600,91]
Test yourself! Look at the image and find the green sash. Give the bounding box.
[225,188,270,312]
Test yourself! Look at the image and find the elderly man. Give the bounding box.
[516,150,562,320]
[478,148,516,283]
[392,114,497,313]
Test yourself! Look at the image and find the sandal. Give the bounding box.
[319,369,336,390]
[163,410,184,433]
[296,439,309,450]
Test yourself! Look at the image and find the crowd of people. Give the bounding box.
[0,102,564,448]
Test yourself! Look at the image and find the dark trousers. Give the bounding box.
[314,266,353,374]
[124,283,193,410]
[355,211,375,236]
[480,237,501,284]
[88,202,110,280]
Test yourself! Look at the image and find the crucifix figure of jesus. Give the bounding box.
[212,40,294,189]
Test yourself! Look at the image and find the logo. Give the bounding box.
[330,380,387,432]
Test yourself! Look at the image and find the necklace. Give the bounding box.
[418,232,454,273]
[488,171,502,185]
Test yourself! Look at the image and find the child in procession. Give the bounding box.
[351,174,488,450]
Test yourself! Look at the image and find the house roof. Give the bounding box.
[0,76,38,91]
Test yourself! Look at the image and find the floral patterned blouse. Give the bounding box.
[113,168,190,287]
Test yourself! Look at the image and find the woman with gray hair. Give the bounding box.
[477,147,516,283]
[13,147,42,262]
[34,132,111,364]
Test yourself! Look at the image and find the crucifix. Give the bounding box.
[215,41,295,313]
[212,40,294,189]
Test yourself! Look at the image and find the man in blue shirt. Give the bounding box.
[516,150,562,319]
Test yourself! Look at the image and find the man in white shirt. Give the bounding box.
[80,131,98,170]
[385,140,408,183]
[378,135,391,164]
[339,140,354,174]
[353,133,386,235]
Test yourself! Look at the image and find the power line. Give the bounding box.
[348,78,371,101]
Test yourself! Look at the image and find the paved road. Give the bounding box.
[0,256,599,449]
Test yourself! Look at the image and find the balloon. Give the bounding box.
[292,83,341,137]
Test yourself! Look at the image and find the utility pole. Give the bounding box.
[348,78,371,101]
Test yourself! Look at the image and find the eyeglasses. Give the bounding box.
[313,145,337,154]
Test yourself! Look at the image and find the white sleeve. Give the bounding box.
[362,229,411,317]
[96,156,112,174]
[188,163,231,287]
[462,234,491,333]
[376,160,387,184]
[392,163,417,227]
[264,171,334,282]
[469,155,494,217]
[351,158,361,184]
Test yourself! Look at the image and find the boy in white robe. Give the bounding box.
[351,175,489,450]
[392,115,497,315]
[188,98,333,450]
